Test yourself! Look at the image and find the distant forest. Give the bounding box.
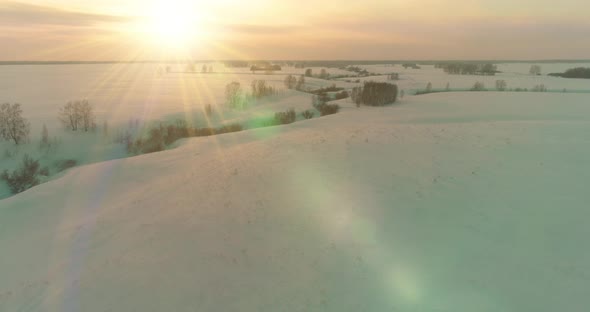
[548,67,590,79]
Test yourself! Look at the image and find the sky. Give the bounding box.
[0,0,589,61]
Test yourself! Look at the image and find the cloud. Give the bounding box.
[0,1,131,27]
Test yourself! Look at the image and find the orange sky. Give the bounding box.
[1,0,589,60]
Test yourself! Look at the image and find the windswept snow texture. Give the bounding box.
[1,92,590,311]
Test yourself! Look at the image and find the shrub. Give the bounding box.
[470,81,485,91]
[1,154,40,194]
[128,121,244,154]
[205,104,213,116]
[55,159,78,172]
[355,81,398,106]
[387,73,399,80]
[351,86,362,107]
[274,109,297,125]
[225,82,243,109]
[311,84,343,95]
[301,110,314,119]
[438,63,497,75]
[334,90,349,100]
[40,124,50,149]
[532,84,547,92]
[39,167,50,176]
[216,123,243,134]
[314,103,340,116]
[251,80,278,98]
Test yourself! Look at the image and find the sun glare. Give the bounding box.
[139,1,204,49]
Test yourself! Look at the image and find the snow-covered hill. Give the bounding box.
[1,92,590,311]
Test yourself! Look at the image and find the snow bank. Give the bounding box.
[1,92,590,311]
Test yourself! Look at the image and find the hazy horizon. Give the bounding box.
[1,0,589,61]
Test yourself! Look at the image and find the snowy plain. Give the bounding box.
[1,62,590,311]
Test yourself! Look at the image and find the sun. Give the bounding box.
[139,1,204,49]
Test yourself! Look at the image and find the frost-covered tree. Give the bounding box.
[0,103,30,145]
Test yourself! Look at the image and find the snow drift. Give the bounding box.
[1,92,590,311]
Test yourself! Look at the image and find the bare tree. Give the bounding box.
[529,65,542,75]
[495,80,507,91]
[40,124,49,148]
[0,103,30,145]
[296,75,305,90]
[79,101,95,131]
[284,75,297,89]
[59,100,95,131]
[186,63,195,72]
[103,120,109,137]
[225,82,242,109]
